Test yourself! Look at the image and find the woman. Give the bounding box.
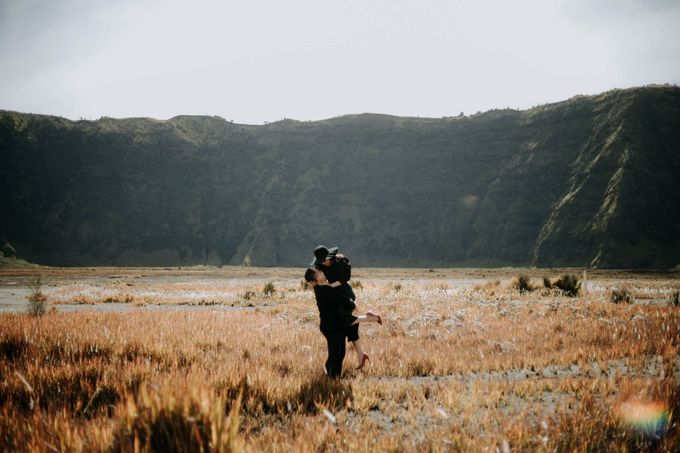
[305,267,381,376]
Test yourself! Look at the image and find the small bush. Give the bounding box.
[263,282,276,296]
[554,274,580,297]
[242,290,256,301]
[611,288,634,304]
[352,280,363,290]
[543,277,552,289]
[26,276,48,316]
[671,291,679,307]
[392,284,402,292]
[512,274,533,294]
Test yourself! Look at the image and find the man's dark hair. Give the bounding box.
[304,267,317,283]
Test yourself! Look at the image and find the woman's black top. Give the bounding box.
[320,255,355,301]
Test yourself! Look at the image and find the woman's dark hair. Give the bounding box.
[304,267,317,283]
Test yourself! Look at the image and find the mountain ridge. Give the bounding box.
[1,86,679,268]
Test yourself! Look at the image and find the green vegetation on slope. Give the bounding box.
[1,86,679,268]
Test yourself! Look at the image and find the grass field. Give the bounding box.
[1,266,679,451]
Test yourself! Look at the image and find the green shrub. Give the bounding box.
[512,274,533,294]
[554,274,580,297]
[610,288,633,304]
[26,276,47,316]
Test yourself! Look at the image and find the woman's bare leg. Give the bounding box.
[349,312,380,368]
[350,313,381,325]
[352,339,365,362]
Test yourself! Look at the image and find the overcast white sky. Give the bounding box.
[1,0,679,124]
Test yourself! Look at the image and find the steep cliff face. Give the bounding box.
[530,88,680,268]
[1,86,679,268]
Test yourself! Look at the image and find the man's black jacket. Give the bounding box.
[313,285,356,335]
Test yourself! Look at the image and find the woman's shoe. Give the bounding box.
[356,353,370,370]
[366,311,382,325]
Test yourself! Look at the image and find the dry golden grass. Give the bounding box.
[1,267,679,451]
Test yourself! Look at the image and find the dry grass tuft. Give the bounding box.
[26,276,48,316]
[113,386,242,452]
[611,287,634,304]
[263,281,276,296]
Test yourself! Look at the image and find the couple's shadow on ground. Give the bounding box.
[226,373,353,416]
[297,374,353,414]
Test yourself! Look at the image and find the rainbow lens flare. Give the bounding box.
[616,401,670,438]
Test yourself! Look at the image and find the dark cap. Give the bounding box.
[311,245,338,266]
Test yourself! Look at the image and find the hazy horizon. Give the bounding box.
[1,0,679,124]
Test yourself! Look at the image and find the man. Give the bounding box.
[305,266,382,376]
[305,267,355,377]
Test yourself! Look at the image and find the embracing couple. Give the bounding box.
[305,245,382,378]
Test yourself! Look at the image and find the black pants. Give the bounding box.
[323,332,346,378]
